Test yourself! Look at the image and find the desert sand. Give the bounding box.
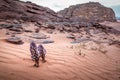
[0,22,120,80]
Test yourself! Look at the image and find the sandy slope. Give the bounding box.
[0,29,120,80]
[100,21,120,31]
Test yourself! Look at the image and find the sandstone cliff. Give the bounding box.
[58,2,116,22]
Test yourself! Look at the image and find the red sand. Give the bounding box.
[0,23,120,80]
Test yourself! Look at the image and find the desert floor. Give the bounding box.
[0,22,120,80]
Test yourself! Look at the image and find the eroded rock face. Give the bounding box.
[0,0,61,22]
[58,2,116,22]
[0,0,118,34]
[0,1,116,23]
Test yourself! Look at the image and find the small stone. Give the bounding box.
[67,34,75,39]
[6,32,10,35]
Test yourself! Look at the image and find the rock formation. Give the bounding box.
[0,1,116,23]
[58,2,116,22]
[0,0,61,23]
[0,0,118,34]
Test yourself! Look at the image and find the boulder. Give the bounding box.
[46,29,54,34]
[6,37,23,44]
[109,40,120,46]
[29,33,48,39]
[35,28,40,33]
[0,24,13,29]
[73,37,91,43]
[38,39,54,44]
[23,29,33,32]
[67,34,75,39]
[44,22,56,29]
[0,23,22,29]
[9,27,22,32]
